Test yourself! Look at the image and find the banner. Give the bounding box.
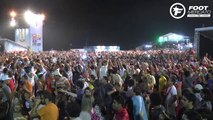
[29,14,43,52]
[15,28,30,47]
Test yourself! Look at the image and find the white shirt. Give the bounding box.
[70,117,82,120]
[100,65,107,79]
[119,68,126,77]
[166,85,177,104]
[80,111,91,120]
[165,85,177,116]
[90,69,98,79]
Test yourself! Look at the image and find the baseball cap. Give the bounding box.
[194,84,203,91]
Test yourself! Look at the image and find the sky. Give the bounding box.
[0,0,212,50]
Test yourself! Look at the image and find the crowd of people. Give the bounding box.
[0,48,213,120]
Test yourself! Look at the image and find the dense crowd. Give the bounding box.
[0,49,213,120]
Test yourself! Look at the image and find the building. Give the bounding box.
[84,46,120,52]
[0,38,27,52]
[136,33,191,51]
[12,11,44,52]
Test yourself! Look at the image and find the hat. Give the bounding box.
[1,75,11,81]
[53,69,62,77]
[159,76,167,84]
[194,84,203,91]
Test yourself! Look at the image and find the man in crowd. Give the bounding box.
[30,91,59,120]
[165,75,177,118]
[112,95,130,120]
[0,74,13,120]
[177,92,196,119]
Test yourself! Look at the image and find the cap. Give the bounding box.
[194,84,203,91]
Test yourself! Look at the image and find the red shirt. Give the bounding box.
[113,108,130,120]
[8,79,15,92]
[46,77,54,93]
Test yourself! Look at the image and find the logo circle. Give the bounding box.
[170,3,186,19]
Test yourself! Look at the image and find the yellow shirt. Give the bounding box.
[38,102,59,120]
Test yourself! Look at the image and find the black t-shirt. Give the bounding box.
[150,105,170,120]
[0,101,9,119]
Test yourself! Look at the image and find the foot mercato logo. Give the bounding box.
[170,3,211,19]
[187,6,211,17]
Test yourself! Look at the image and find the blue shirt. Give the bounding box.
[132,95,148,120]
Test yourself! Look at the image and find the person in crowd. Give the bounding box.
[88,65,98,81]
[73,64,83,85]
[53,68,70,104]
[53,68,71,91]
[182,69,194,92]
[80,88,94,120]
[118,63,128,81]
[206,69,213,89]
[8,71,15,93]
[196,109,213,120]
[99,60,108,80]
[202,53,213,67]
[76,80,85,105]
[165,75,177,118]
[196,88,213,111]
[177,92,196,119]
[45,72,54,94]
[67,101,82,120]
[36,74,45,97]
[30,91,59,120]
[22,75,33,95]
[112,95,130,120]
[181,109,203,120]
[149,92,170,120]
[64,64,74,86]
[111,74,124,93]
[194,84,203,104]
[92,90,106,120]
[147,74,156,93]
[125,78,136,98]
[0,74,13,120]
[127,86,148,120]
[158,75,167,95]
[25,66,37,95]
[1,69,15,93]
[0,88,10,120]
